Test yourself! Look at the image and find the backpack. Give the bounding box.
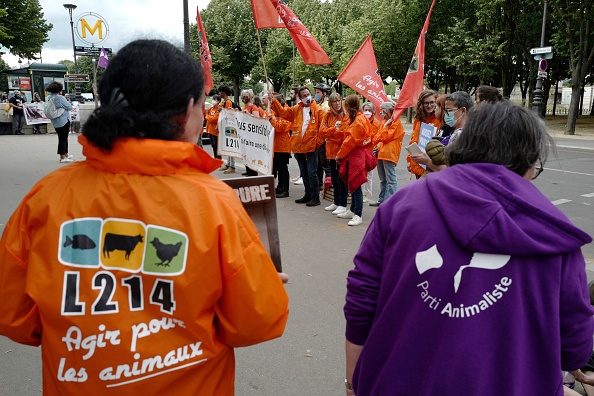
[224,99,241,110]
[44,96,65,119]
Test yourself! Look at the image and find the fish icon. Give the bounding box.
[64,234,97,250]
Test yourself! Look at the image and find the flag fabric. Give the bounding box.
[337,35,389,117]
[392,0,437,121]
[98,47,109,69]
[196,8,214,94]
[269,0,330,65]
[251,0,285,29]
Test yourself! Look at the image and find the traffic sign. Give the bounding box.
[530,46,552,55]
[65,74,90,83]
[537,70,548,79]
[75,46,112,55]
[533,52,553,60]
[539,59,548,71]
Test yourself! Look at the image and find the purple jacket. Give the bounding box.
[345,163,594,396]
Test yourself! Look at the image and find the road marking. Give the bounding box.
[551,199,572,206]
[581,193,594,198]
[544,168,594,177]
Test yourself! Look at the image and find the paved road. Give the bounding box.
[0,131,593,395]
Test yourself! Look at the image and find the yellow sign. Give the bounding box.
[75,12,109,45]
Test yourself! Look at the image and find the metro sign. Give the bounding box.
[75,12,109,45]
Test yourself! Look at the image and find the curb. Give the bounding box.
[555,145,594,153]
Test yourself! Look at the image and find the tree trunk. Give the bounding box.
[590,90,594,116]
[553,79,559,115]
[565,84,582,135]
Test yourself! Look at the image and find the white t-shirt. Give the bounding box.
[301,106,311,137]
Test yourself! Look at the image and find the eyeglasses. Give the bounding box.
[532,161,544,180]
[423,101,436,106]
[445,108,460,116]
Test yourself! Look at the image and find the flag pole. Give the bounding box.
[255,25,272,96]
[292,42,296,86]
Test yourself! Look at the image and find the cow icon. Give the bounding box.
[103,233,144,260]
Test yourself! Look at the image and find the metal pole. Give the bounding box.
[64,4,82,102]
[531,0,548,117]
[183,0,191,54]
[92,58,98,109]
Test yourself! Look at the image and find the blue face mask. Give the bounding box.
[314,94,322,102]
[444,112,457,127]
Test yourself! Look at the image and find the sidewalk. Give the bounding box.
[544,116,594,153]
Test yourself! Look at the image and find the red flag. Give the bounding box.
[337,35,389,117]
[392,0,437,120]
[196,8,214,95]
[251,0,285,29]
[270,0,331,65]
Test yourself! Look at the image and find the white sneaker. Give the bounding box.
[67,154,73,159]
[291,176,300,182]
[363,195,368,203]
[294,177,303,185]
[332,206,347,215]
[325,204,338,211]
[337,209,354,219]
[348,215,363,226]
[59,158,73,163]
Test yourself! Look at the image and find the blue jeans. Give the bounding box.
[329,159,347,207]
[350,187,363,217]
[294,151,319,198]
[377,160,397,203]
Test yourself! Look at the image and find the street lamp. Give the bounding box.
[63,3,82,102]
[531,0,548,118]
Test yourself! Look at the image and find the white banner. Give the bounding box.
[23,102,50,125]
[217,109,275,175]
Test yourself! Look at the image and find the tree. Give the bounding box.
[0,0,52,59]
[548,0,594,134]
[58,57,104,94]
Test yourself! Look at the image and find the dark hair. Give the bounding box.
[344,94,360,124]
[253,96,263,108]
[218,85,232,96]
[212,94,221,101]
[298,86,310,99]
[446,101,553,177]
[274,94,285,106]
[82,40,204,151]
[476,86,504,103]
[46,81,63,94]
[415,89,437,121]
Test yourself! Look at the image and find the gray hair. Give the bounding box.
[362,102,376,113]
[380,101,395,112]
[445,91,474,111]
[240,89,254,100]
[446,101,554,177]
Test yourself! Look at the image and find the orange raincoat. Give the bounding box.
[271,99,323,154]
[406,114,440,176]
[372,119,405,164]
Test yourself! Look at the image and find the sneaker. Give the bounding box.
[291,176,300,182]
[332,206,347,215]
[363,195,368,203]
[223,167,235,174]
[59,158,73,163]
[348,215,363,226]
[295,195,310,204]
[219,165,229,171]
[305,198,320,207]
[294,177,303,185]
[67,154,73,160]
[276,191,289,198]
[369,201,381,207]
[337,210,354,219]
[325,204,338,211]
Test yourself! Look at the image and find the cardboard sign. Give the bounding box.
[222,176,282,272]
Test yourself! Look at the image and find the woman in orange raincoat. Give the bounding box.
[406,90,440,179]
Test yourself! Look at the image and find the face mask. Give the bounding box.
[314,94,322,102]
[444,112,457,127]
[363,110,373,119]
[242,97,249,103]
[303,95,312,105]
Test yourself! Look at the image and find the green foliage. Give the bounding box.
[0,0,52,59]
[58,57,105,94]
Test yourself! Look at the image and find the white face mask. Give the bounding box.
[363,110,373,119]
[302,95,312,105]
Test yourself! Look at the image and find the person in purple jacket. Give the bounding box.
[344,101,594,396]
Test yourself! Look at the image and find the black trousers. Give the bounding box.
[208,133,220,159]
[56,121,70,155]
[318,142,331,186]
[273,152,291,192]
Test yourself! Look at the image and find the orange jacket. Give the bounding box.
[0,136,289,396]
[221,98,234,109]
[205,105,220,136]
[372,119,405,164]
[271,99,323,153]
[336,112,372,160]
[319,110,349,159]
[407,115,440,176]
[270,114,291,153]
[243,104,264,118]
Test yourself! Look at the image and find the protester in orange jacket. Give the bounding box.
[335,95,376,227]
[269,93,292,198]
[205,94,221,159]
[319,92,349,214]
[0,39,289,396]
[271,86,324,207]
[370,101,405,207]
[406,90,440,178]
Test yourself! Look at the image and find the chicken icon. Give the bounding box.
[150,237,183,267]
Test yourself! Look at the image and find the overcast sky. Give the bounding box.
[2,0,211,68]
